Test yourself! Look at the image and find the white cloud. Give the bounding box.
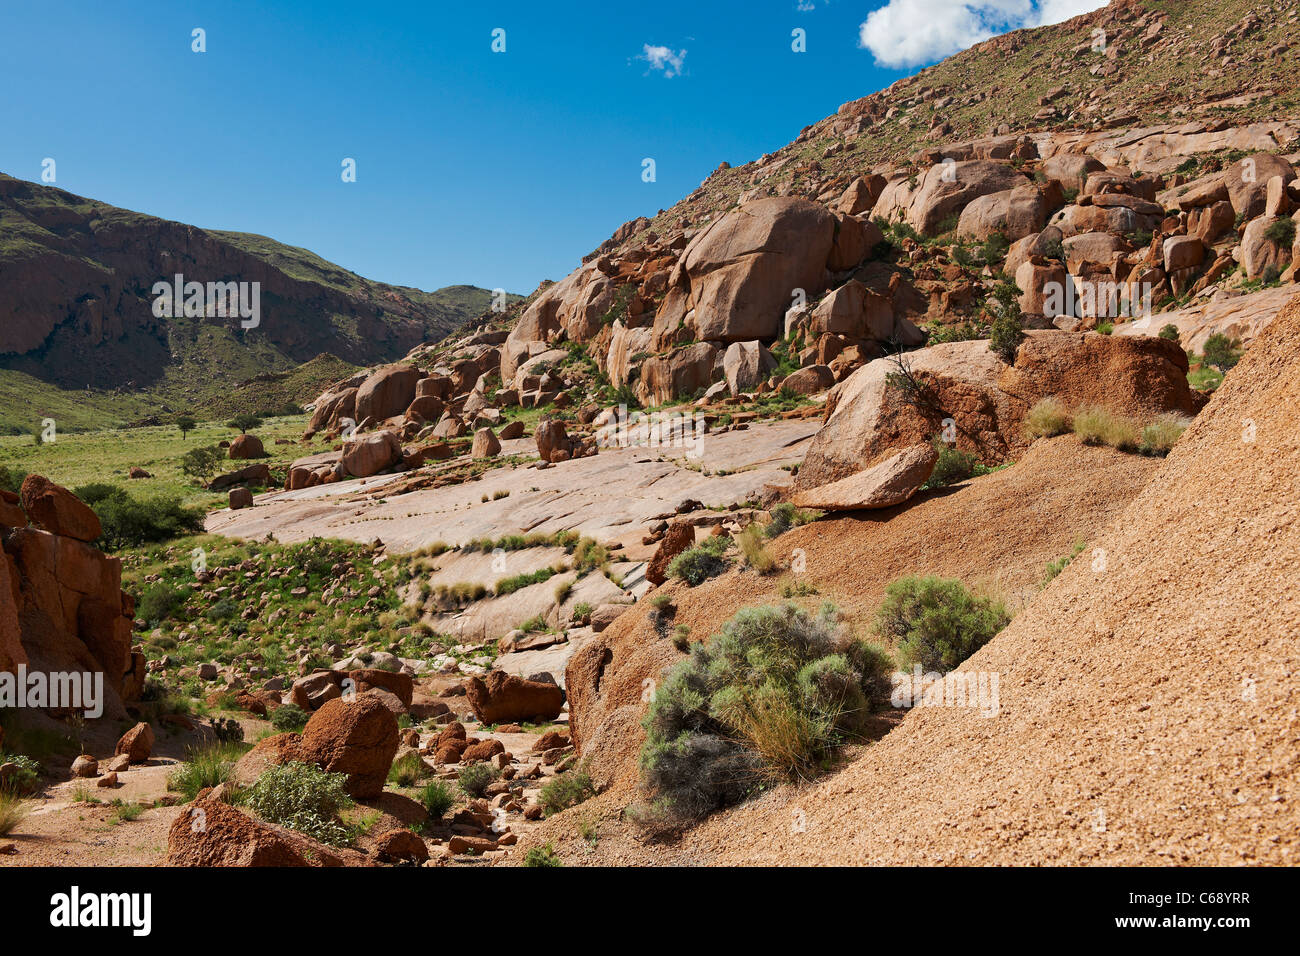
[858,0,1107,68]
[639,44,687,78]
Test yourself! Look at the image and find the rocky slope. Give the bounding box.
[0,172,507,418]
[466,0,1299,436]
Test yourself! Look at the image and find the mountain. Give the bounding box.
[0,173,514,429]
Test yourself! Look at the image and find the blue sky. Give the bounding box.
[0,0,1102,295]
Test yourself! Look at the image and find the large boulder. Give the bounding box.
[781,365,836,396]
[307,387,358,434]
[1240,216,1295,279]
[167,793,367,867]
[636,343,719,406]
[881,160,1026,236]
[355,365,421,423]
[114,722,154,764]
[646,521,695,586]
[810,280,923,344]
[1224,153,1295,219]
[794,331,1196,492]
[722,341,777,396]
[0,550,26,673]
[681,197,834,342]
[956,183,1050,242]
[535,419,572,463]
[465,670,565,724]
[341,430,402,479]
[19,475,101,543]
[471,428,501,459]
[295,695,400,798]
[228,434,264,459]
[1041,153,1105,193]
[793,443,937,510]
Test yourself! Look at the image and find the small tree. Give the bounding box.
[1202,333,1241,371]
[181,445,225,484]
[226,413,263,434]
[987,281,1024,365]
[176,415,197,438]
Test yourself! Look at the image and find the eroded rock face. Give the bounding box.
[875,160,1026,236]
[2,481,138,719]
[20,475,101,543]
[681,197,835,342]
[795,331,1195,491]
[465,670,565,724]
[1224,153,1295,219]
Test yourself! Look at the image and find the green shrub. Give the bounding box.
[181,445,226,483]
[987,282,1024,364]
[73,484,206,551]
[0,465,27,494]
[571,601,594,624]
[242,761,353,846]
[1264,217,1296,248]
[1202,333,1242,370]
[764,502,819,539]
[0,754,41,795]
[1158,323,1180,341]
[1139,413,1192,457]
[540,769,596,816]
[639,603,892,823]
[523,843,563,867]
[138,583,187,624]
[668,537,731,587]
[270,703,309,733]
[419,780,455,819]
[874,575,1010,672]
[923,437,984,489]
[1023,397,1071,439]
[458,762,498,798]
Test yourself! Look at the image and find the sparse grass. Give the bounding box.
[1139,413,1192,457]
[457,762,499,798]
[1042,540,1086,587]
[1024,397,1071,439]
[738,524,776,574]
[1072,406,1142,452]
[765,502,820,539]
[108,800,145,825]
[540,769,597,816]
[418,780,455,819]
[387,751,426,787]
[0,792,28,835]
[167,741,248,801]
